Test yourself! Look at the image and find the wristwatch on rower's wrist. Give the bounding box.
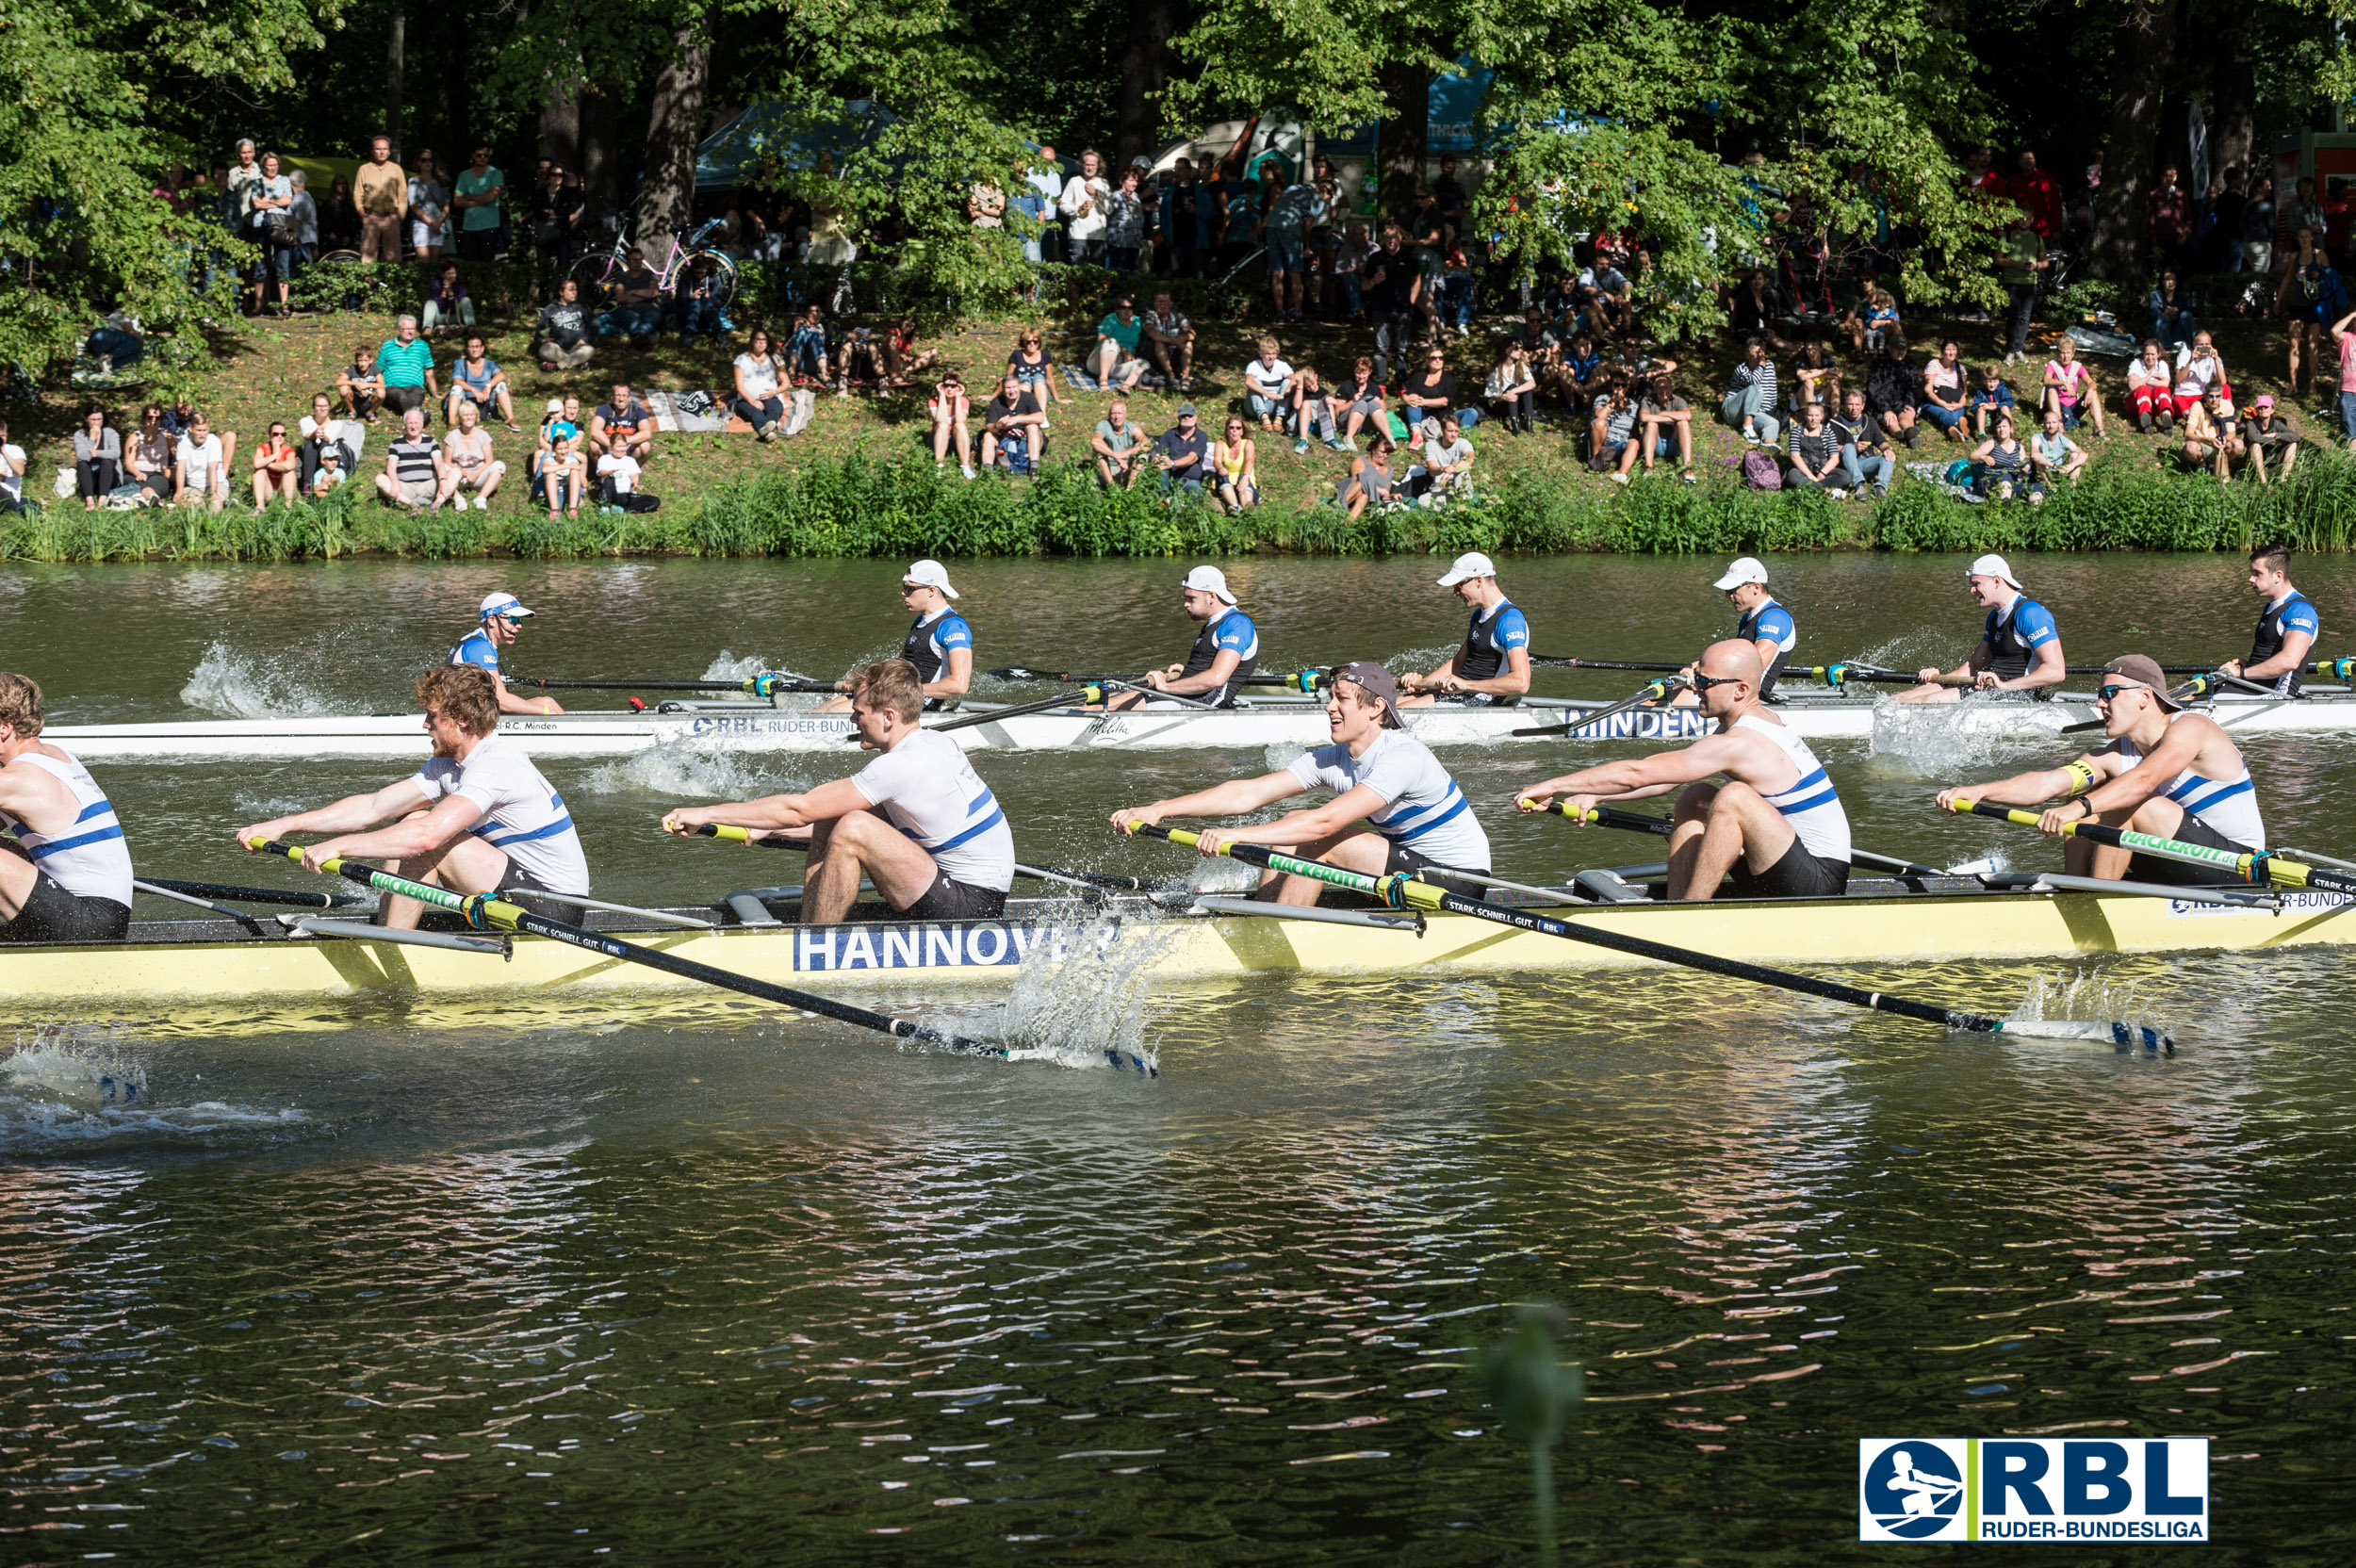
[2072,797,2094,821]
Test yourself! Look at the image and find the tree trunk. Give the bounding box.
[2212,24,2256,181]
[1376,57,1432,224]
[1117,0,1177,167]
[639,23,711,245]
[539,63,581,170]
[580,85,621,229]
[449,5,475,160]
[384,7,406,159]
[2090,0,2182,281]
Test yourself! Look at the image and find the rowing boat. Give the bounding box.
[11,873,2351,1015]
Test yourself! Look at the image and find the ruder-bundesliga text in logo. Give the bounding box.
[1858,1438,2208,1543]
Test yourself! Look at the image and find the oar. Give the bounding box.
[990,664,1320,690]
[1802,663,1972,689]
[246,838,1009,1061]
[510,674,836,694]
[928,686,1104,733]
[1125,824,2167,1047]
[1512,675,1691,737]
[136,875,369,910]
[677,822,1160,891]
[1530,656,1689,673]
[1521,800,1947,878]
[1947,800,2356,898]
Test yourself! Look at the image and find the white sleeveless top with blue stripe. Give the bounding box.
[2117,714,2265,850]
[1286,728,1492,871]
[6,751,135,906]
[850,729,1016,891]
[1734,713,1851,863]
[414,736,590,893]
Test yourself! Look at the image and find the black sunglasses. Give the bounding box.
[1688,672,1747,692]
[2095,683,2151,703]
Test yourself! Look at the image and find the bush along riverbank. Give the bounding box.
[6,449,2353,563]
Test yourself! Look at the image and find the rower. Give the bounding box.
[1518,639,1852,900]
[1893,553,2065,703]
[1110,662,1491,905]
[450,591,564,715]
[0,673,134,942]
[237,663,590,928]
[818,560,973,713]
[1104,565,1259,711]
[2218,542,2318,696]
[1714,556,1795,698]
[662,659,1012,924]
[1934,653,2263,888]
[1398,551,1530,707]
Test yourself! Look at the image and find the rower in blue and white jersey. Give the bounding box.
[1399,552,1532,706]
[1712,556,1796,699]
[2220,542,2319,697]
[1111,662,1493,903]
[1896,553,2067,703]
[1936,653,2265,890]
[1106,565,1259,710]
[819,560,977,713]
[0,672,135,942]
[1520,638,1852,900]
[449,590,563,715]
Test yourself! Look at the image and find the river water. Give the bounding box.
[2,555,2350,1563]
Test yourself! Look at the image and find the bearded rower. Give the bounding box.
[0,673,135,942]
[237,663,590,927]
[450,590,563,715]
[1111,662,1492,903]
[1894,553,2065,703]
[819,560,975,713]
[1935,653,2264,888]
[663,659,1013,923]
[1398,552,1531,707]
[2218,542,2318,697]
[1519,639,1852,900]
[1104,565,1259,711]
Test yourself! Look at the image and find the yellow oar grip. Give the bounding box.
[708,824,752,843]
[1515,799,1584,822]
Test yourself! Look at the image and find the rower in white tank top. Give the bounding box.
[0,672,137,943]
[2112,712,2265,850]
[1733,713,1853,864]
[6,751,136,907]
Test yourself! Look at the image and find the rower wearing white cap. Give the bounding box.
[1935,653,2264,888]
[1713,557,1796,698]
[1893,553,2065,703]
[1112,661,1492,903]
[449,590,563,715]
[1104,565,1259,710]
[1519,639,1852,900]
[1398,552,1531,707]
[818,560,974,713]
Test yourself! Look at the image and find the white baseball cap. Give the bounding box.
[480,592,533,620]
[1968,553,2022,589]
[1436,551,1497,587]
[1181,565,1235,604]
[1712,557,1769,591]
[902,559,959,598]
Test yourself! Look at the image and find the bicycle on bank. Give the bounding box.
[570,219,740,315]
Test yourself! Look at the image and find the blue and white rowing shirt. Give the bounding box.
[900,608,973,685]
[1286,728,1491,871]
[2250,590,2320,696]
[1981,593,2059,682]
[1178,607,1260,707]
[1737,596,1796,697]
[4,750,134,906]
[1456,598,1530,685]
[449,627,500,676]
[1733,713,1851,863]
[852,729,1015,892]
[415,736,590,894]
[2114,714,2265,850]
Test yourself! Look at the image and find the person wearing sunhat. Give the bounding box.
[1894,552,2066,704]
[1111,660,1493,904]
[1934,653,2265,888]
[448,591,562,715]
[1399,551,1531,707]
[1712,556,1796,699]
[819,560,974,712]
[1103,564,1258,710]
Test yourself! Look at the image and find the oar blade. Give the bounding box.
[1992,1017,2174,1049]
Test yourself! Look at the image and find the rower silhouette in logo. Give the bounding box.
[1864,1444,1965,1538]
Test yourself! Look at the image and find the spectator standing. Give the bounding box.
[1025,148,1066,265]
[1059,151,1111,267]
[407,151,449,261]
[1637,373,1694,480]
[1721,338,1781,445]
[2041,337,2104,436]
[2277,228,2348,396]
[1262,165,1317,321]
[591,384,654,467]
[126,406,174,501]
[1399,348,1458,442]
[533,165,584,270]
[1243,338,1296,431]
[1211,416,1259,514]
[452,146,506,262]
[249,419,299,512]
[1484,343,1537,435]
[422,261,474,335]
[2006,151,2063,238]
[376,406,450,512]
[1828,387,1894,497]
[533,279,594,372]
[1919,340,1968,442]
[928,372,974,478]
[1308,178,1340,316]
[447,334,515,430]
[1153,403,1211,495]
[319,173,358,253]
[1332,222,1368,319]
[2335,306,2356,450]
[71,409,121,510]
[1432,155,1468,240]
[2126,339,2176,433]
[247,152,295,316]
[1784,401,1843,494]
[173,414,229,513]
[2242,176,2277,275]
[1104,166,1147,272]
[1997,218,2047,362]
[224,139,264,232]
[286,167,319,263]
[2028,407,2087,499]
[731,329,787,440]
[967,173,1006,231]
[1364,225,1422,388]
[1092,400,1147,487]
[2242,395,2299,482]
[2148,167,2193,269]
[1142,291,1195,389]
[376,316,437,420]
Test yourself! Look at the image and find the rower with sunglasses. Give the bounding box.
[1517,639,1853,900]
[1934,653,2263,888]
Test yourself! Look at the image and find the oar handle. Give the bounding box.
[1529,656,1689,673]
[514,674,828,694]
[1515,800,1675,837]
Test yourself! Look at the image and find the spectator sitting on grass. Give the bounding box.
[1966,363,2016,437]
[1212,416,1259,514]
[1090,298,1148,391]
[447,334,516,431]
[533,280,594,372]
[1142,292,1194,388]
[422,261,474,335]
[1007,329,1072,429]
[443,400,503,511]
[1559,331,1604,415]
[1784,401,1843,494]
[376,406,449,514]
[172,413,229,514]
[376,315,437,420]
[1399,347,1457,442]
[2242,395,2299,482]
[1334,357,1385,449]
[298,393,360,494]
[541,421,586,518]
[1244,337,1295,432]
[1918,339,1968,443]
[1152,403,1210,495]
[2029,406,2087,500]
[1845,284,1900,355]
[1787,340,1838,425]
[249,418,299,512]
[338,343,384,422]
[1970,412,2030,499]
[610,248,663,345]
[1289,367,1344,452]
[2173,332,2230,415]
[1865,335,1919,447]
[839,326,886,393]
[72,407,121,512]
[127,406,175,501]
[2041,336,2104,436]
[2125,338,2174,433]
[1588,376,1640,474]
[1638,372,1694,482]
[0,421,24,514]
[1485,343,1538,435]
[311,443,349,493]
[1338,431,1397,519]
[592,384,654,467]
[786,304,833,385]
[982,372,1046,473]
[928,372,974,479]
[732,329,787,442]
[1410,415,1474,503]
[532,398,582,501]
[1721,338,1780,445]
[2149,270,2198,349]
[1828,387,1895,497]
[883,317,936,386]
[1093,400,1147,488]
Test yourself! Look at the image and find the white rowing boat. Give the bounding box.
[44,687,2356,760]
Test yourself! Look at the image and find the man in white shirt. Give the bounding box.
[237,663,591,928]
[663,659,1014,924]
[1058,150,1111,266]
[173,415,229,513]
[1242,337,1295,431]
[596,449,643,507]
[1112,661,1493,905]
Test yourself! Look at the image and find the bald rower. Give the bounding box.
[1517,639,1852,900]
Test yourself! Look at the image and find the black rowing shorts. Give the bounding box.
[0,870,130,943]
[2124,814,2258,889]
[900,871,1007,921]
[1386,842,1492,899]
[1729,838,1851,899]
[494,861,578,923]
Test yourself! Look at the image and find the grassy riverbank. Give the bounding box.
[8,298,2351,561]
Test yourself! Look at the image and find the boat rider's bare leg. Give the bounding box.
[1669,780,1794,901]
[800,808,943,924]
[1254,828,1389,907]
[374,830,511,930]
[1893,682,1963,705]
[2083,796,2190,882]
[0,841,40,920]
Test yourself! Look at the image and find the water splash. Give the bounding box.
[1866,697,2074,777]
[697,649,775,696]
[992,911,1177,1073]
[1384,645,1454,678]
[0,1030,308,1152]
[579,738,810,799]
[180,641,338,719]
[2004,969,2168,1042]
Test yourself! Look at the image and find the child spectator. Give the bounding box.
[1845,285,1900,355]
[338,342,384,420]
[1966,364,2017,437]
[1288,367,1344,452]
[1244,337,1295,431]
[2040,337,2103,436]
[2028,407,2086,501]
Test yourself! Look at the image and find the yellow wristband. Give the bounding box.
[2062,760,2097,797]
